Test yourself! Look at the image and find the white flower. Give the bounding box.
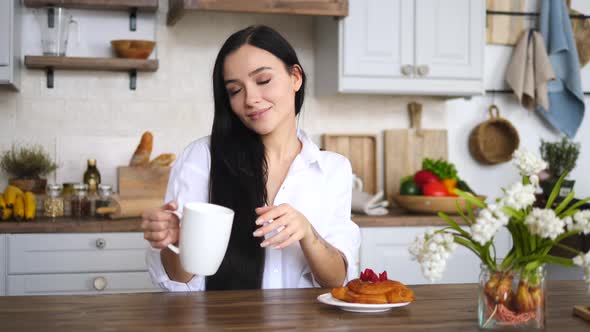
[565,211,590,235]
[409,231,457,282]
[470,203,509,245]
[529,175,540,188]
[501,182,536,211]
[573,251,590,291]
[524,208,566,240]
[512,148,547,177]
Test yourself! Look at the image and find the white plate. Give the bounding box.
[317,293,410,313]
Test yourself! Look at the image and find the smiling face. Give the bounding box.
[223,44,303,136]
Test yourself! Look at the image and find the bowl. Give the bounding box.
[111,40,156,59]
[393,195,487,214]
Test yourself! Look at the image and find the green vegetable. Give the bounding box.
[422,158,458,180]
[400,178,422,195]
[457,180,475,195]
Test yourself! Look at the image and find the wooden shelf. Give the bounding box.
[168,0,348,26]
[23,0,158,11]
[25,55,158,72]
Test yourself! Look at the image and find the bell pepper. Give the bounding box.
[441,179,458,196]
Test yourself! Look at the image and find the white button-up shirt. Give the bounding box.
[146,130,361,291]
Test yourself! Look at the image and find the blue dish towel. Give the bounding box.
[535,0,585,138]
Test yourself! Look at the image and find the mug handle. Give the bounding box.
[167,243,180,254]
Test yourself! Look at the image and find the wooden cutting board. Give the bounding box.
[384,102,448,205]
[117,166,171,199]
[322,134,378,194]
[96,196,164,219]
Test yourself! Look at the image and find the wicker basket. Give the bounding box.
[469,105,520,165]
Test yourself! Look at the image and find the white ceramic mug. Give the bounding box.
[167,202,234,276]
[352,173,364,192]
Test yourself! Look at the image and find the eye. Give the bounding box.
[228,88,242,96]
[257,79,271,85]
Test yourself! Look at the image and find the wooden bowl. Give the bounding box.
[111,40,156,59]
[394,195,487,214]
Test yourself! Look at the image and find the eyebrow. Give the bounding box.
[224,66,273,85]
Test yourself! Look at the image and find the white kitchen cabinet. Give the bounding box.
[5,233,160,295]
[360,226,511,285]
[0,234,6,296]
[0,0,21,90]
[315,0,485,96]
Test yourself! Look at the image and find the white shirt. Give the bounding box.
[146,130,361,291]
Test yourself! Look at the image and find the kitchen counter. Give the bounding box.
[0,209,455,233]
[0,281,586,331]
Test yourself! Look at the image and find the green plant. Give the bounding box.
[0,144,58,179]
[421,158,458,180]
[540,137,580,179]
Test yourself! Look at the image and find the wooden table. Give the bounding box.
[0,281,587,331]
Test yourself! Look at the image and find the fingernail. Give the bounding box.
[260,241,268,247]
[254,218,262,225]
[272,245,281,250]
[253,230,262,236]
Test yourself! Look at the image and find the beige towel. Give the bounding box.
[506,29,556,111]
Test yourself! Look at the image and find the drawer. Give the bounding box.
[0,234,6,295]
[7,271,160,295]
[8,233,150,274]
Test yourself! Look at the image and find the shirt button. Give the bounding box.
[282,186,286,190]
[273,269,279,273]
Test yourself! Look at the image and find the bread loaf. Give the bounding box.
[149,153,176,167]
[129,131,153,166]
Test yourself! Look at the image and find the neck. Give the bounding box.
[262,119,301,163]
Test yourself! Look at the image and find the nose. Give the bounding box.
[244,86,262,107]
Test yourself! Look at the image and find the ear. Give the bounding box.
[290,64,303,92]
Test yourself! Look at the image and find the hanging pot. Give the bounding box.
[469,105,520,165]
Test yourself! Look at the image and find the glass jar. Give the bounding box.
[95,184,113,218]
[70,183,90,218]
[44,184,64,218]
[62,182,76,217]
[478,263,546,330]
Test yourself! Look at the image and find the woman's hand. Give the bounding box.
[253,203,312,249]
[141,201,180,249]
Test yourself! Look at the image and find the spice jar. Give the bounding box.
[44,184,64,218]
[62,182,76,217]
[71,183,90,218]
[95,184,113,218]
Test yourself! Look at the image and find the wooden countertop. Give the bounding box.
[0,281,586,331]
[0,209,460,233]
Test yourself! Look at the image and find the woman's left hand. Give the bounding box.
[253,203,312,249]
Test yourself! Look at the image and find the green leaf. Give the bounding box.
[455,200,472,225]
[546,171,569,209]
[454,189,486,208]
[439,212,470,238]
[541,255,575,267]
[559,196,590,218]
[454,236,483,259]
[502,206,525,220]
[555,190,576,215]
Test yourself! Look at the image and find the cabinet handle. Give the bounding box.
[95,238,106,249]
[93,276,108,291]
[417,65,430,76]
[401,65,414,76]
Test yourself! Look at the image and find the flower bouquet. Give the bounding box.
[409,149,590,330]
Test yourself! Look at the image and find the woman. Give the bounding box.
[142,25,360,291]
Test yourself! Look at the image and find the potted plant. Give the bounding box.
[539,137,580,198]
[0,144,58,194]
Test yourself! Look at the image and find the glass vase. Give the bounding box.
[478,264,546,330]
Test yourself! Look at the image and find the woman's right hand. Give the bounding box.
[141,201,180,249]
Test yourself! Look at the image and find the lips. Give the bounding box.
[247,107,271,120]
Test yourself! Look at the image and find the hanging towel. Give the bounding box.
[506,29,556,111]
[536,0,585,138]
[351,189,389,216]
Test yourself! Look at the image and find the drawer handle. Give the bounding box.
[401,64,414,76]
[96,238,106,249]
[93,276,107,291]
[417,65,429,76]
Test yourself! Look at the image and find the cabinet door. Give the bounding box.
[0,0,11,67]
[342,0,413,78]
[414,0,484,79]
[0,235,6,296]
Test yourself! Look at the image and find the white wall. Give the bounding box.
[0,0,588,203]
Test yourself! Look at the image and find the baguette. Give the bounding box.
[149,153,176,167]
[129,131,153,166]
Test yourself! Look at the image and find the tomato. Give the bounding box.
[422,182,449,197]
[414,170,439,187]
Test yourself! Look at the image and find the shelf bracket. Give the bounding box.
[130,8,137,31]
[129,70,137,90]
[46,67,54,89]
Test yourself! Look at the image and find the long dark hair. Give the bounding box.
[206,25,307,290]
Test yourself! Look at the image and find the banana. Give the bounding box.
[13,193,25,221]
[24,192,36,221]
[0,196,5,221]
[4,185,24,208]
[1,207,12,221]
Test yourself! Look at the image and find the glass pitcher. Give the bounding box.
[34,7,78,56]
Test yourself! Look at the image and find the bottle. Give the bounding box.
[71,183,90,218]
[44,184,64,218]
[96,184,113,218]
[61,182,76,217]
[83,159,101,193]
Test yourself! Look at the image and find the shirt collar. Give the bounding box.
[297,130,324,172]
